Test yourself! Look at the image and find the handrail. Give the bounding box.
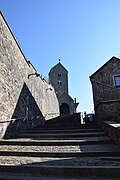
[0,115,44,124]
[91,80,119,89]
[44,113,59,118]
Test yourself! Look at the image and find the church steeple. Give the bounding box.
[49,60,68,94]
[49,60,79,115]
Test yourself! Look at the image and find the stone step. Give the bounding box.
[17,132,105,139]
[0,143,119,153]
[0,150,120,157]
[35,123,97,130]
[0,173,64,180]
[0,164,120,179]
[0,122,120,179]
[0,139,113,146]
[27,128,103,134]
[2,136,112,142]
[0,156,120,166]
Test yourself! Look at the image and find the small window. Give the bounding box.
[113,75,120,86]
[58,81,62,85]
[58,73,61,77]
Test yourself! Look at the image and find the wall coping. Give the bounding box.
[103,120,120,129]
[96,99,120,108]
[0,11,36,71]
[0,11,53,87]
[98,120,120,145]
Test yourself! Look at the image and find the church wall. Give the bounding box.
[0,12,59,138]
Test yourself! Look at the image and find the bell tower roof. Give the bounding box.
[49,59,68,74]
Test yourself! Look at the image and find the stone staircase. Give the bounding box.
[0,119,120,179]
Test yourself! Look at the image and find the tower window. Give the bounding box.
[58,73,61,77]
[58,81,62,85]
[113,75,120,87]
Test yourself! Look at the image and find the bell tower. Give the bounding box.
[49,59,79,115]
[49,59,68,94]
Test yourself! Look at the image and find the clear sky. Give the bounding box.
[1,0,120,113]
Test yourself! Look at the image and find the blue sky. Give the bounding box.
[1,0,120,113]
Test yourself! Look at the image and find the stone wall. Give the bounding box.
[95,100,120,122]
[45,113,82,127]
[0,12,59,138]
[98,121,120,145]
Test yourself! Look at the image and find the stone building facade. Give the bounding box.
[49,60,79,115]
[90,56,120,121]
[0,11,59,138]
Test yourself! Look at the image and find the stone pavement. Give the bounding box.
[0,172,119,180]
[0,122,120,179]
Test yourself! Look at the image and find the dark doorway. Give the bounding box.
[60,103,70,115]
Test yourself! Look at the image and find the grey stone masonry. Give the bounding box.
[49,61,68,94]
[90,57,120,121]
[0,120,120,179]
[0,11,59,138]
